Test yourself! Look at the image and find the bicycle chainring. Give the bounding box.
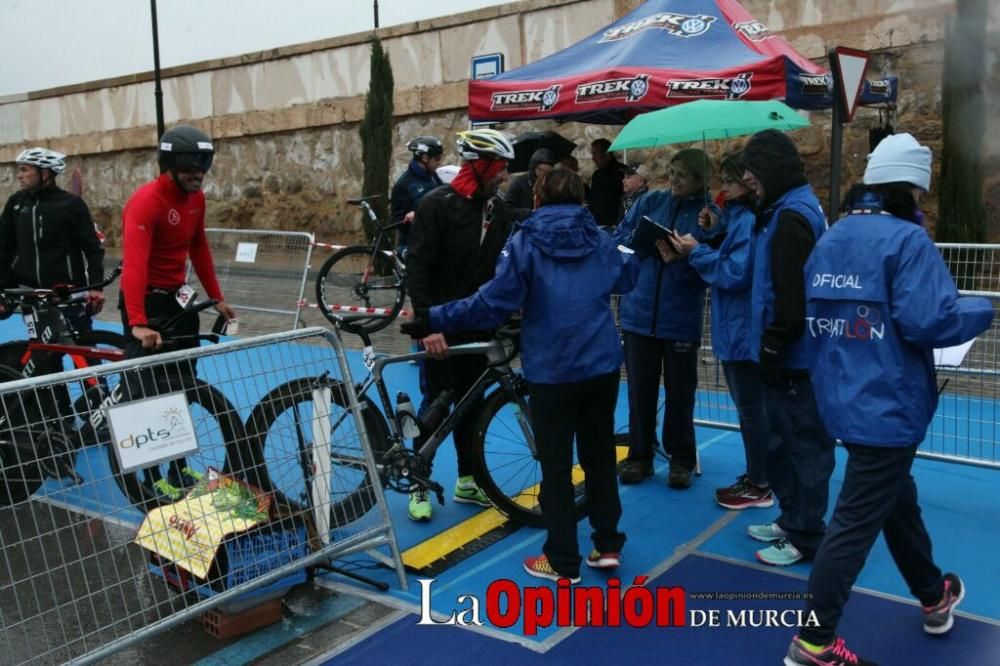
[382,448,431,494]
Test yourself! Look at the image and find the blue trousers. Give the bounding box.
[722,361,769,487]
[800,444,944,645]
[762,376,835,558]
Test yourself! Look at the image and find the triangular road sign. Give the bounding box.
[833,46,869,122]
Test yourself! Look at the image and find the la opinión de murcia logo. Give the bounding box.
[800,74,834,96]
[599,12,716,42]
[866,79,892,96]
[417,578,820,635]
[576,75,651,104]
[667,72,753,99]
[734,20,772,41]
[490,85,561,112]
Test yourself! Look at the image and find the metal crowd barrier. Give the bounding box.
[187,229,316,330]
[680,243,1000,469]
[0,327,404,665]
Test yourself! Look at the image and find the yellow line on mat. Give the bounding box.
[401,445,630,570]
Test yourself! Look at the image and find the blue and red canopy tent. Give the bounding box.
[468,0,896,125]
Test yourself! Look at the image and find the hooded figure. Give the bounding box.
[405,169,638,584]
[504,148,557,221]
[739,129,835,569]
[782,134,992,666]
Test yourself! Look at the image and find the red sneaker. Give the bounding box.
[523,554,580,584]
[585,549,621,570]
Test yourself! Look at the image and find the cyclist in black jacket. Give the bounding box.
[391,136,444,260]
[402,128,515,522]
[0,148,105,332]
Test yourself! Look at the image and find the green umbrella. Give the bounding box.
[609,99,810,151]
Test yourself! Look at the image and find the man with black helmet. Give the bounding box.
[0,147,105,331]
[391,136,444,260]
[119,124,236,356]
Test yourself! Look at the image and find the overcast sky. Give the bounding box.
[0,0,510,97]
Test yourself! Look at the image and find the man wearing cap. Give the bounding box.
[618,163,650,222]
[781,133,991,666]
[505,148,556,221]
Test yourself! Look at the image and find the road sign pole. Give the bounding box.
[829,48,843,220]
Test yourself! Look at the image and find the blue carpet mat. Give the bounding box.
[325,554,1000,666]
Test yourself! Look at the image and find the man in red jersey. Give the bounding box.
[119,125,236,357]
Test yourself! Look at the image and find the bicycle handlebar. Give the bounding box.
[1,264,123,303]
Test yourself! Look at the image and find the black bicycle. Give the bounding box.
[314,196,407,335]
[244,326,587,529]
[0,292,248,512]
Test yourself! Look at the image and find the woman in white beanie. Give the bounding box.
[781,133,994,665]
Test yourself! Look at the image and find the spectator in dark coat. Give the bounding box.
[505,148,556,221]
[589,138,626,229]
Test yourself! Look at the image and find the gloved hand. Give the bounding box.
[400,308,432,339]
[759,345,784,387]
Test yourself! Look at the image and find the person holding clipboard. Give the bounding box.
[613,148,718,489]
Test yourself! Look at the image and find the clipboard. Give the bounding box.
[633,215,678,254]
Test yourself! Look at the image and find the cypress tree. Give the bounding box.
[359,36,394,241]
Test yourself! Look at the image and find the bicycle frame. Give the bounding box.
[366,339,535,464]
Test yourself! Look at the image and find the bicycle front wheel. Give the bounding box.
[0,364,45,505]
[245,377,391,528]
[107,376,251,514]
[471,385,588,528]
[315,245,405,335]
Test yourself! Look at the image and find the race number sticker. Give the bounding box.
[235,242,259,263]
[175,284,196,308]
[23,313,37,339]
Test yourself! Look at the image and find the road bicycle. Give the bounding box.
[314,196,408,335]
[0,288,247,511]
[244,326,587,529]
[0,266,127,381]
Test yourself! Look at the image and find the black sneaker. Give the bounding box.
[667,462,692,489]
[784,636,877,666]
[922,572,965,635]
[617,456,653,484]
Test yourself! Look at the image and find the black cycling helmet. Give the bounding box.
[158,124,215,173]
[407,136,444,158]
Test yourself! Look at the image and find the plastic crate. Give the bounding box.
[200,598,283,639]
[148,521,310,612]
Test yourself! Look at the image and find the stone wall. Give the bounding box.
[1,0,998,244]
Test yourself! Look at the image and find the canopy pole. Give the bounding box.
[828,47,844,220]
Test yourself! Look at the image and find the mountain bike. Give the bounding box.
[0,292,247,511]
[314,196,408,335]
[244,326,587,529]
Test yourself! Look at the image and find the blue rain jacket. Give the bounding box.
[430,204,639,384]
[687,201,755,362]
[805,211,994,447]
[612,190,712,341]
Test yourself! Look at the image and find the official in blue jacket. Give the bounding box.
[673,153,771,511]
[740,130,833,568]
[612,148,714,489]
[783,134,993,666]
[404,169,639,583]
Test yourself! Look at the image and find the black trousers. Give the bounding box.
[412,353,487,478]
[118,290,200,386]
[529,372,625,578]
[623,331,699,471]
[799,443,945,645]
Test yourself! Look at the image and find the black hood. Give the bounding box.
[741,129,807,210]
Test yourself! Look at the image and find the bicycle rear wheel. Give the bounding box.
[245,377,390,528]
[315,245,405,335]
[106,375,251,514]
[0,365,46,505]
[471,385,588,528]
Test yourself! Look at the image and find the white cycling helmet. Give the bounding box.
[16,147,66,174]
[456,129,515,161]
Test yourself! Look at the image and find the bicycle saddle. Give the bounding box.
[346,195,382,205]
